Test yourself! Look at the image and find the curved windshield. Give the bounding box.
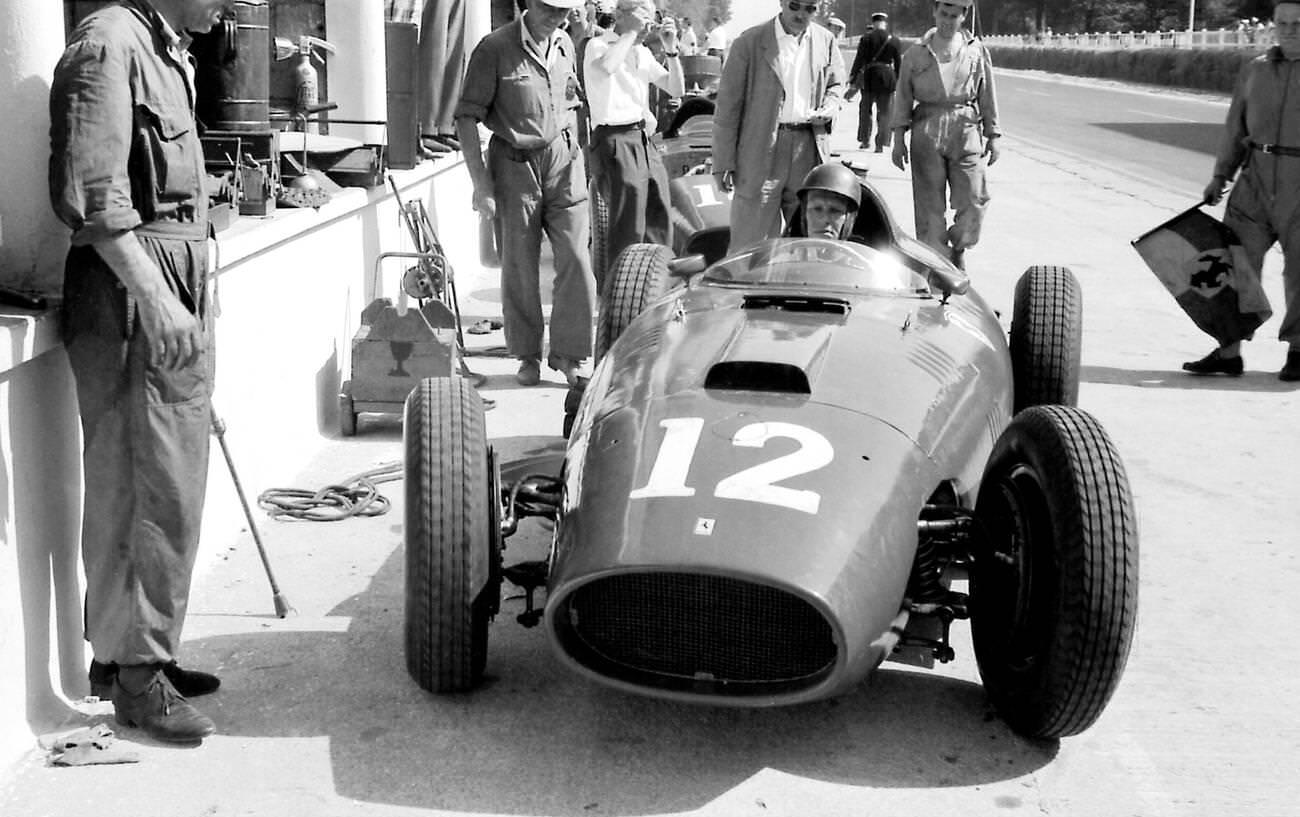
[702,238,929,294]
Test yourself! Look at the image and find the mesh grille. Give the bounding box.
[559,573,836,694]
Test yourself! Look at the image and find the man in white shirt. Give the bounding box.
[705,14,729,61]
[712,0,845,252]
[584,0,684,285]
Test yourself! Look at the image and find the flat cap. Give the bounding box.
[871,11,888,20]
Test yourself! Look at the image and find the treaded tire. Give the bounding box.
[1009,265,1082,412]
[595,243,672,361]
[972,405,1138,739]
[404,377,500,693]
[591,185,610,294]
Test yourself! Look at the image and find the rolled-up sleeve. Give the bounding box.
[454,39,497,123]
[49,37,141,245]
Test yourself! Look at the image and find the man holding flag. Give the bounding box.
[1192,0,1300,381]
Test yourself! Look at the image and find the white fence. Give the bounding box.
[984,28,1273,49]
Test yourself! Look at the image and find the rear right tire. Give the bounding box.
[1009,265,1082,412]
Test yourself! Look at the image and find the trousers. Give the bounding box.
[590,124,671,290]
[728,128,819,253]
[418,0,467,136]
[62,236,212,666]
[909,106,989,255]
[489,134,596,361]
[857,89,894,149]
[1223,154,1300,345]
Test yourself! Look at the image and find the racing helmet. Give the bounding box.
[796,163,862,239]
[797,163,862,212]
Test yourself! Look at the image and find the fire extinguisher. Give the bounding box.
[276,35,335,133]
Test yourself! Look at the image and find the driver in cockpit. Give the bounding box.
[789,163,863,241]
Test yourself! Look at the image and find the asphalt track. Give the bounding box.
[2,70,1298,817]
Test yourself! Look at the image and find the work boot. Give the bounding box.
[112,665,216,744]
[516,357,541,386]
[548,354,592,388]
[1182,349,1244,376]
[90,659,221,700]
[1279,349,1300,382]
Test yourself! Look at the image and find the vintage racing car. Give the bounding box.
[403,178,1138,740]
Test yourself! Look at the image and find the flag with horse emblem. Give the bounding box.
[1132,206,1271,345]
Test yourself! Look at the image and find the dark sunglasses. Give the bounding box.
[787,1,819,12]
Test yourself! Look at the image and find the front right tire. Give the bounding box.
[971,405,1138,739]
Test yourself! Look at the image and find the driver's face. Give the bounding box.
[804,191,851,239]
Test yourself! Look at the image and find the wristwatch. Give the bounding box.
[664,51,679,58]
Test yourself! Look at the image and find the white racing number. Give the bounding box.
[630,418,833,514]
[691,179,730,208]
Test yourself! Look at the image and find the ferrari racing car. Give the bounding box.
[403,177,1138,740]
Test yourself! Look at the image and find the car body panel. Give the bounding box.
[545,238,1014,705]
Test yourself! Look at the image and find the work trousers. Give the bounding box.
[489,134,596,361]
[590,124,672,290]
[909,106,989,255]
[728,128,819,253]
[1223,155,1300,345]
[418,0,466,136]
[857,89,894,149]
[62,236,212,666]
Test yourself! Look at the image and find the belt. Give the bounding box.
[777,122,814,131]
[491,131,570,162]
[1250,141,1300,157]
[593,121,644,132]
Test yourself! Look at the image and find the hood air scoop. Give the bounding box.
[742,294,851,315]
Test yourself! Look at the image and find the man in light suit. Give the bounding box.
[712,0,845,252]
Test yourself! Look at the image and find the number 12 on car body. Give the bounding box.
[629,417,834,515]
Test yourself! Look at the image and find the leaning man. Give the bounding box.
[1192,0,1300,381]
[584,0,684,285]
[456,0,596,387]
[49,0,226,743]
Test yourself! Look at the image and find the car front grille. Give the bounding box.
[555,572,836,696]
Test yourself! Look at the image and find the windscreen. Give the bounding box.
[702,238,930,294]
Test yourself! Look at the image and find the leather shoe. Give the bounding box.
[1182,349,1244,376]
[419,135,451,154]
[1280,349,1300,382]
[91,659,221,700]
[112,665,216,743]
[517,357,541,386]
[548,354,592,387]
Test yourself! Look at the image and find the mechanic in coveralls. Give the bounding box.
[787,163,863,241]
[890,0,1000,270]
[456,0,596,388]
[1192,0,1300,381]
[48,0,227,744]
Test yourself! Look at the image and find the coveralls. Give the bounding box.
[49,0,213,666]
[584,30,674,288]
[1213,46,1300,345]
[456,18,596,363]
[892,29,1000,256]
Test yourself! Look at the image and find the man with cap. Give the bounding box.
[1191,0,1300,380]
[786,163,862,241]
[848,12,901,152]
[455,0,597,388]
[891,0,1000,270]
[712,0,846,252]
[584,0,684,286]
[825,17,847,39]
